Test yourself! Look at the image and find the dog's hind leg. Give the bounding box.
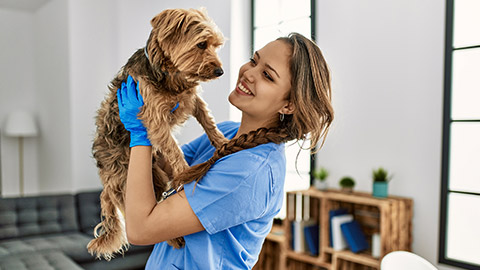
[87,186,128,261]
[193,95,228,148]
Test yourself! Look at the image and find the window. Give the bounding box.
[440,0,480,268]
[251,0,316,218]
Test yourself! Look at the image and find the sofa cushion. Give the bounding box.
[0,232,92,262]
[0,250,83,270]
[75,190,102,236]
[0,194,79,240]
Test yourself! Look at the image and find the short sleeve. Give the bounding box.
[181,121,240,166]
[184,150,274,234]
[181,135,205,166]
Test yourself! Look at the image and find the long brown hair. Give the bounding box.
[277,33,334,151]
[173,33,334,186]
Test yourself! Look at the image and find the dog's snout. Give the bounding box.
[214,67,224,77]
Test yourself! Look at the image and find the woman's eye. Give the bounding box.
[249,58,257,65]
[263,71,274,82]
[197,42,207,49]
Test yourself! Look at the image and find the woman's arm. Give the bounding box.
[125,146,204,246]
[118,76,204,245]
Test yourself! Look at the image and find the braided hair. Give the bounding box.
[173,126,295,186]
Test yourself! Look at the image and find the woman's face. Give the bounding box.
[229,40,293,127]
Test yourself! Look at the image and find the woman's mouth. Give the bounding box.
[236,82,254,96]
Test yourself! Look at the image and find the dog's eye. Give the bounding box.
[197,42,207,49]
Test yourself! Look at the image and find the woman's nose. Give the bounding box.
[243,67,255,83]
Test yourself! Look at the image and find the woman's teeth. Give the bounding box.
[238,83,253,95]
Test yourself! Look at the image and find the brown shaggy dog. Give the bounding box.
[87,8,228,260]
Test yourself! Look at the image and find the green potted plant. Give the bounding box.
[372,167,392,198]
[312,167,329,190]
[339,176,355,192]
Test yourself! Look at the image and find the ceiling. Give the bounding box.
[0,0,50,12]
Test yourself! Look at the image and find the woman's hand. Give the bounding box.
[117,75,151,147]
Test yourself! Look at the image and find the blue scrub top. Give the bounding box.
[145,121,286,270]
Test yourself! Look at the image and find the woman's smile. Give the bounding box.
[229,40,293,129]
[235,81,254,96]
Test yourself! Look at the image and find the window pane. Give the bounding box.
[277,138,311,219]
[254,0,310,28]
[449,122,480,193]
[451,48,480,120]
[446,193,480,266]
[254,25,283,51]
[285,141,311,175]
[278,17,311,40]
[254,18,311,51]
[280,0,310,21]
[453,0,480,48]
[254,0,281,28]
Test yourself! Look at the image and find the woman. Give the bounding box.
[118,33,333,269]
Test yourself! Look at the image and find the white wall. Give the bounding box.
[314,1,458,269]
[33,0,72,194]
[68,0,118,191]
[0,8,38,196]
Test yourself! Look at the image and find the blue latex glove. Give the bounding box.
[117,75,151,147]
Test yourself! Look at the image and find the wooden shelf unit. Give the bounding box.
[257,188,413,270]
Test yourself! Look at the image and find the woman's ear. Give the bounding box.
[279,101,295,115]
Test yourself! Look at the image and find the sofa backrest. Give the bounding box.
[75,190,102,236]
[0,194,79,240]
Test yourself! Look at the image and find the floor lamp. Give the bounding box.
[4,111,38,196]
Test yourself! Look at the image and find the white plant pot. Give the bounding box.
[313,179,328,190]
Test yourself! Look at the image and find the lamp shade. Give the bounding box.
[4,111,38,137]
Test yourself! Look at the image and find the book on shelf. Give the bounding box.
[340,220,369,253]
[329,208,348,247]
[331,214,353,251]
[291,192,306,252]
[291,219,317,253]
[303,223,319,255]
[288,192,320,255]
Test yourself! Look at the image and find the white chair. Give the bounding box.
[381,251,438,270]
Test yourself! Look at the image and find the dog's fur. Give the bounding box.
[87,8,228,260]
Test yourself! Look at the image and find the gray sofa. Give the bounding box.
[0,190,153,270]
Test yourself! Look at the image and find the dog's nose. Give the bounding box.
[214,67,224,77]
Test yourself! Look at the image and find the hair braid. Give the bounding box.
[172,126,294,187]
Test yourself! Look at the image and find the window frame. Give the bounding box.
[250,0,317,187]
[439,0,480,268]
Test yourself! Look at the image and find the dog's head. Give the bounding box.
[146,8,224,82]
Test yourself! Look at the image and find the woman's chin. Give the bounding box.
[228,91,242,105]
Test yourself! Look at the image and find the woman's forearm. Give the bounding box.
[125,145,157,240]
[124,146,204,245]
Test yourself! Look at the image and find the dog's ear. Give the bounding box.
[151,9,186,35]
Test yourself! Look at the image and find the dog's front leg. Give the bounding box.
[147,122,189,178]
[194,95,229,149]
